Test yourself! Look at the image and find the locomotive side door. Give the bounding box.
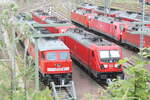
[114,23,125,41]
[89,49,97,70]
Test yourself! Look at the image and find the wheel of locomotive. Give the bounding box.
[39,80,46,90]
[65,74,72,84]
[118,72,125,80]
[97,78,107,84]
[39,73,47,90]
[88,70,94,79]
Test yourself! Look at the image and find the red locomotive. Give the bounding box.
[122,24,150,48]
[89,15,150,48]
[63,28,124,81]
[71,8,150,49]
[27,28,72,85]
[32,10,76,33]
[71,8,95,27]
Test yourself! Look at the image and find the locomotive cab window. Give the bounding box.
[46,52,57,60]
[60,52,69,60]
[99,50,120,62]
[41,52,45,59]
[92,51,95,57]
[99,51,109,59]
[110,50,120,58]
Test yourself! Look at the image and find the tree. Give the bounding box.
[101,50,150,100]
[0,2,52,100]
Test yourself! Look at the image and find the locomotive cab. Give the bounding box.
[28,38,72,85]
[99,49,122,70]
[63,28,124,82]
[39,50,72,74]
[97,46,124,80]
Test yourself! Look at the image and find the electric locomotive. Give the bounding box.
[63,28,124,81]
[27,28,72,85]
[88,15,150,48]
[32,10,76,33]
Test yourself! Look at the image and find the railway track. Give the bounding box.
[72,62,105,100]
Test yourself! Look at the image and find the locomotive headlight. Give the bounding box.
[63,67,69,71]
[61,29,65,33]
[100,65,105,69]
[115,64,121,68]
[115,64,118,68]
[104,64,108,68]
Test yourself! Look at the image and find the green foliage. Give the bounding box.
[28,88,53,100]
[85,93,96,100]
[0,56,53,100]
[2,9,9,16]
[9,3,19,12]
[0,40,4,49]
[101,57,150,100]
[0,2,53,100]
[16,55,35,81]
[139,48,150,58]
[13,88,53,100]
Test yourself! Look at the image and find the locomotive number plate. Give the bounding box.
[109,65,114,68]
[47,67,69,71]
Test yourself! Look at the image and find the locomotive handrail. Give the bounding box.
[129,31,150,36]
[132,21,150,25]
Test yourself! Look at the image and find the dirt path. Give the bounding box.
[72,62,103,100]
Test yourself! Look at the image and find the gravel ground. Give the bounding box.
[72,62,102,100]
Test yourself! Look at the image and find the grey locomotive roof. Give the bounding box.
[118,12,150,21]
[37,38,69,51]
[44,17,68,24]
[30,27,69,51]
[68,29,114,47]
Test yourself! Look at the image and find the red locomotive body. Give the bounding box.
[122,31,141,48]
[27,29,72,84]
[145,35,150,47]
[122,25,150,48]
[71,9,94,27]
[89,16,128,41]
[32,11,75,33]
[63,29,124,80]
